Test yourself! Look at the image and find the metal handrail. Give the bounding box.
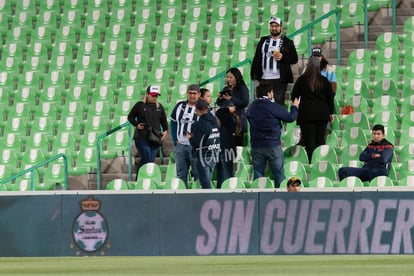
[288,9,341,65]
[96,122,133,190]
[0,153,69,191]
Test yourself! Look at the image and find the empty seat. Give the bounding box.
[308,176,334,188]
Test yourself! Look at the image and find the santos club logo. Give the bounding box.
[71,196,110,255]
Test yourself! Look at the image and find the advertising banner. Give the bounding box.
[1,191,414,256]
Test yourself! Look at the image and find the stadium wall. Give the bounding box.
[1,190,414,257]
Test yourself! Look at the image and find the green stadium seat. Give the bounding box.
[281,127,301,148]
[398,143,414,163]
[129,23,155,41]
[346,63,372,82]
[41,163,65,188]
[0,55,21,76]
[367,0,391,11]
[369,175,394,187]
[235,2,259,22]
[207,21,232,39]
[1,133,24,152]
[343,94,370,114]
[158,6,183,25]
[163,177,187,190]
[84,8,109,27]
[311,18,337,44]
[284,160,308,182]
[221,177,246,189]
[106,178,129,190]
[135,178,161,190]
[342,112,371,130]
[372,111,399,128]
[326,129,340,148]
[284,145,309,165]
[372,79,400,99]
[371,95,399,113]
[292,33,309,57]
[311,145,339,165]
[3,117,29,136]
[286,0,312,23]
[260,2,284,25]
[373,63,400,83]
[340,1,364,28]
[29,116,56,136]
[137,162,162,183]
[2,42,24,61]
[250,177,274,189]
[397,160,414,179]
[399,126,414,146]
[51,133,78,160]
[20,149,47,168]
[374,47,401,66]
[347,48,373,66]
[55,25,79,44]
[70,146,98,175]
[308,176,334,188]
[403,16,414,33]
[398,175,414,187]
[338,176,365,188]
[180,21,206,39]
[341,126,369,147]
[232,20,259,37]
[102,129,130,158]
[340,144,364,164]
[343,79,371,100]
[7,102,33,120]
[56,115,84,137]
[375,32,400,50]
[309,161,338,182]
[0,148,19,167]
[0,164,16,182]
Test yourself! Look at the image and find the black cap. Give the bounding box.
[312,47,322,56]
[196,99,209,110]
[287,177,301,186]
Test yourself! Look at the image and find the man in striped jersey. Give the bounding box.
[170,84,201,187]
[251,16,298,106]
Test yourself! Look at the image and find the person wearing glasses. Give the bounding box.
[251,16,298,106]
[127,85,168,177]
[170,84,201,187]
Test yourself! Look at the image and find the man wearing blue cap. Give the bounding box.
[251,16,298,106]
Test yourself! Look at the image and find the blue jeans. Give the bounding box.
[135,139,159,177]
[196,153,217,189]
[251,146,284,188]
[338,166,387,182]
[175,144,198,187]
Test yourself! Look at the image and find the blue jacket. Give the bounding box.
[247,97,298,148]
[190,112,220,157]
[360,139,394,173]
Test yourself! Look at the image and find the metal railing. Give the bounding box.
[0,153,69,191]
[96,121,133,190]
[288,9,341,65]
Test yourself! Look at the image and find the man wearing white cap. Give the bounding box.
[251,16,298,106]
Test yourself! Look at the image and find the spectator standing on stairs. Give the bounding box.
[127,85,168,178]
[170,84,201,187]
[251,16,298,106]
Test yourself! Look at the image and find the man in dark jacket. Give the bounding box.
[338,124,394,182]
[251,16,298,106]
[188,99,220,189]
[247,84,299,188]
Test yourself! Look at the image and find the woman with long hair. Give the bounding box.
[127,85,168,177]
[290,56,334,163]
[215,68,250,187]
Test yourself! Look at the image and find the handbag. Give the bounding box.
[143,106,163,147]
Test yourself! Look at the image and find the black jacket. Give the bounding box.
[250,35,298,83]
[128,101,168,140]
